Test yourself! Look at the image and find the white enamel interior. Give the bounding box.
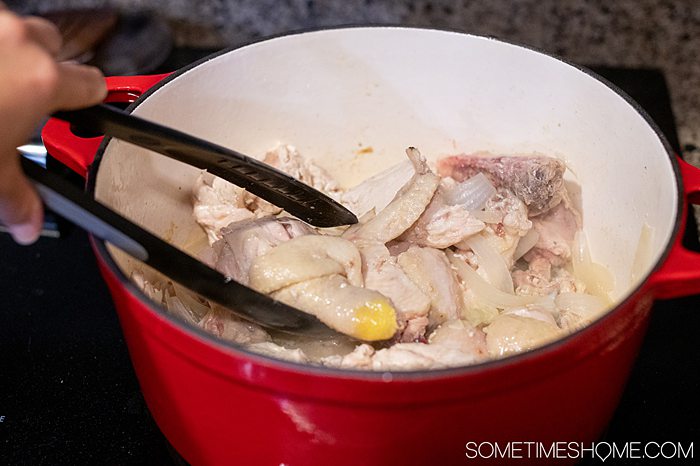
[95,27,678,302]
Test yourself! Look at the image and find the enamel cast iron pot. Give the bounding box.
[42,28,700,465]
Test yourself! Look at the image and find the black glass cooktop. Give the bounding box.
[1,52,698,465]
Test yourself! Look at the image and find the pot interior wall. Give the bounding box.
[95,28,678,305]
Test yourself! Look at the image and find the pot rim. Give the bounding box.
[86,25,683,381]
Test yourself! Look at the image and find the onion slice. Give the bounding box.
[556,291,609,330]
[555,292,607,319]
[171,282,212,321]
[630,223,654,285]
[462,234,514,294]
[513,228,540,261]
[572,231,614,302]
[447,250,537,309]
[164,294,200,325]
[443,173,497,210]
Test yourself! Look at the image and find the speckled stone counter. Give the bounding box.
[11,0,700,158]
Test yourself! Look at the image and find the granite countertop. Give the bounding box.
[11,0,700,161]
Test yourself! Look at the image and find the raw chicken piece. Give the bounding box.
[359,243,431,342]
[483,188,532,237]
[211,216,312,285]
[398,187,485,249]
[401,317,430,343]
[325,320,487,370]
[200,305,271,345]
[193,172,255,244]
[249,235,363,294]
[272,274,398,341]
[194,145,341,244]
[437,153,566,216]
[397,246,462,326]
[263,144,341,196]
[386,240,412,256]
[526,198,581,267]
[343,148,440,243]
[341,160,414,218]
[428,319,489,355]
[512,255,582,296]
[459,189,531,267]
[193,172,282,244]
[484,314,561,357]
[371,343,479,371]
[321,344,375,370]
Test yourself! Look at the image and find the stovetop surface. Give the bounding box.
[1,51,699,465]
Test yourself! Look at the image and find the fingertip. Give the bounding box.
[54,62,107,108]
[81,64,107,102]
[9,221,41,245]
[77,62,107,92]
[7,193,43,245]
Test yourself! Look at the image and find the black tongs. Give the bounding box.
[53,104,358,227]
[19,104,360,336]
[21,158,333,336]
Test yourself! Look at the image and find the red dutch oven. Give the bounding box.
[42,28,700,465]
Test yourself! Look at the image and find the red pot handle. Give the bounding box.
[42,73,170,178]
[650,156,700,299]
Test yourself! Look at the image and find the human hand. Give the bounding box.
[0,5,106,244]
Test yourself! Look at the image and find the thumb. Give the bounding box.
[0,155,43,244]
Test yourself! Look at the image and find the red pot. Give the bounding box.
[43,28,700,465]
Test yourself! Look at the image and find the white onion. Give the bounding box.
[462,234,514,294]
[513,228,540,261]
[164,294,199,325]
[504,307,558,326]
[443,173,497,210]
[555,292,607,319]
[556,291,609,330]
[131,270,165,305]
[171,282,212,321]
[630,223,654,285]
[447,251,536,309]
[572,231,614,302]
